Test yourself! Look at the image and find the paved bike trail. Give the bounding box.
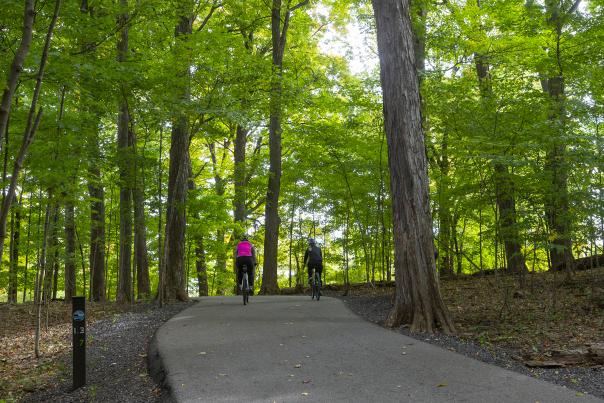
[151,296,601,402]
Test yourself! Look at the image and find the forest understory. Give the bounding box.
[1,268,603,401]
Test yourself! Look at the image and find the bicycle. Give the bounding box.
[310,269,321,301]
[240,265,251,305]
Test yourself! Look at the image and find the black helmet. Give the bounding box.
[308,238,315,245]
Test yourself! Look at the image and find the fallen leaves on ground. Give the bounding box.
[0,301,149,400]
[336,267,604,367]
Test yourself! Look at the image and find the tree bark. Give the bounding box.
[8,204,21,303]
[79,1,106,302]
[34,199,52,358]
[88,134,106,301]
[0,0,35,152]
[116,0,132,304]
[437,131,454,276]
[261,0,286,294]
[233,124,247,230]
[196,235,208,296]
[372,0,455,333]
[160,11,193,302]
[261,0,308,294]
[64,202,76,302]
[541,1,574,274]
[132,143,150,299]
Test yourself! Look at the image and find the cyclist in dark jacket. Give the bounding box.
[304,238,323,284]
[236,236,256,293]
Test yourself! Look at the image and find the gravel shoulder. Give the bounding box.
[333,292,604,400]
[19,302,193,403]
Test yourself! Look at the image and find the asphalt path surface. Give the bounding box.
[153,296,602,402]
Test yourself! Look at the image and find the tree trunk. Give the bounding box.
[161,11,193,302]
[0,0,61,264]
[88,134,106,301]
[64,202,76,302]
[22,191,33,302]
[196,235,208,296]
[116,0,132,304]
[133,156,150,299]
[233,124,247,229]
[474,37,527,274]
[541,1,574,274]
[0,0,35,152]
[45,204,59,302]
[372,0,455,333]
[34,199,52,358]
[8,204,21,303]
[261,0,286,294]
[437,131,454,276]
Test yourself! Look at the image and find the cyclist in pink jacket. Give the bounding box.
[236,235,257,294]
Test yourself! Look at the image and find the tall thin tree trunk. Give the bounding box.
[541,1,574,276]
[22,190,33,302]
[116,0,132,304]
[88,134,106,301]
[133,128,150,298]
[8,201,21,303]
[34,199,52,358]
[372,0,455,333]
[196,235,208,297]
[261,0,308,294]
[161,10,193,302]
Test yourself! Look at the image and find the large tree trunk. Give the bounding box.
[0,0,61,264]
[0,0,35,152]
[261,0,286,294]
[160,11,193,303]
[116,0,132,303]
[261,0,308,294]
[474,50,527,274]
[64,202,76,302]
[372,0,455,333]
[541,1,574,274]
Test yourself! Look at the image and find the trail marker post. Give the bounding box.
[72,296,86,389]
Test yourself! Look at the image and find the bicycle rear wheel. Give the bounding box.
[310,271,316,300]
[242,270,249,305]
[315,272,321,301]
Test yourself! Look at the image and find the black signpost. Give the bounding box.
[72,296,86,389]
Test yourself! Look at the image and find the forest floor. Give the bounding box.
[0,300,192,402]
[326,267,604,399]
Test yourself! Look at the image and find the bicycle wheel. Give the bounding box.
[315,272,321,301]
[242,270,249,305]
[310,271,315,300]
